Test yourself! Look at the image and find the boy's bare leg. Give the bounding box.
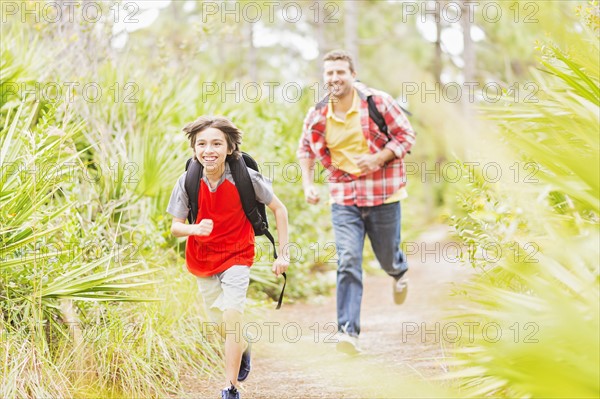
[222,309,247,387]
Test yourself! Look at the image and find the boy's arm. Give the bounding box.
[171,217,213,237]
[267,194,289,277]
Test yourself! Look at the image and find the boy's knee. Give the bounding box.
[221,311,244,343]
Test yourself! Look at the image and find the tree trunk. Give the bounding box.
[313,1,326,82]
[247,22,257,81]
[433,1,443,84]
[171,1,179,20]
[344,1,359,70]
[461,0,475,110]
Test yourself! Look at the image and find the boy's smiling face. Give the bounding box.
[194,127,232,176]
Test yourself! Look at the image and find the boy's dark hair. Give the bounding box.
[183,115,242,159]
[323,49,355,73]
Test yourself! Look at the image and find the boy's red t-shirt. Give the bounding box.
[185,179,254,277]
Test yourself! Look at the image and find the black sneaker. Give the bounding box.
[237,337,252,382]
[393,275,408,305]
[221,384,240,399]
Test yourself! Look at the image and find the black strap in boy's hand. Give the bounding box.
[272,250,286,310]
[276,272,287,310]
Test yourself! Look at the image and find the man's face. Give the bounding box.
[323,60,356,99]
[194,127,232,175]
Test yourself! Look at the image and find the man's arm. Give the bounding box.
[354,93,415,175]
[380,93,416,159]
[354,148,396,174]
[299,157,320,204]
[297,109,321,205]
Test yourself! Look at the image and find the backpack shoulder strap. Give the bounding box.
[367,95,389,136]
[228,155,264,231]
[229,154,285,309]
[367,95,414,155]
[184,157,202,224]
[367,95,413,136]
[229,155,276,250]
[240,153,270,231]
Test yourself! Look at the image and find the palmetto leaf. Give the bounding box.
[451,17,600,399]
[485,31,600,214]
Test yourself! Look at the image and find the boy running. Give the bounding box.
[167,116,289,399]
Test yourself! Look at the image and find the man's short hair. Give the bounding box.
[183,115,242,159]
[323,49,355,73]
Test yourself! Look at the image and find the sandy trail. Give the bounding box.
[179,227,473,398]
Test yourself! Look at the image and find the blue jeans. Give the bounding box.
[331,202,408,337]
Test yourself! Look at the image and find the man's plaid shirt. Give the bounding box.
[297,82,416,207]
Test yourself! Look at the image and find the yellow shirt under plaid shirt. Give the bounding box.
[325,89,408,204]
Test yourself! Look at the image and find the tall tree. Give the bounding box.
[433,1,444,84]
[461,0,475,112]
[247,22,257,81]
[344,0,359,69]
[315,6,326,79]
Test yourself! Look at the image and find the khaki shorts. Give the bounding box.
[196,265,250,324]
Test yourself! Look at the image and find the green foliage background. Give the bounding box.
[1,1,598,398]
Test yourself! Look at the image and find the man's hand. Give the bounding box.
[272,257,289,277]
[303,184,320,205]
[193,219,214,236]
[354,153,384,174]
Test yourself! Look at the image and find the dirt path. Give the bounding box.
[179,227,474,398]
